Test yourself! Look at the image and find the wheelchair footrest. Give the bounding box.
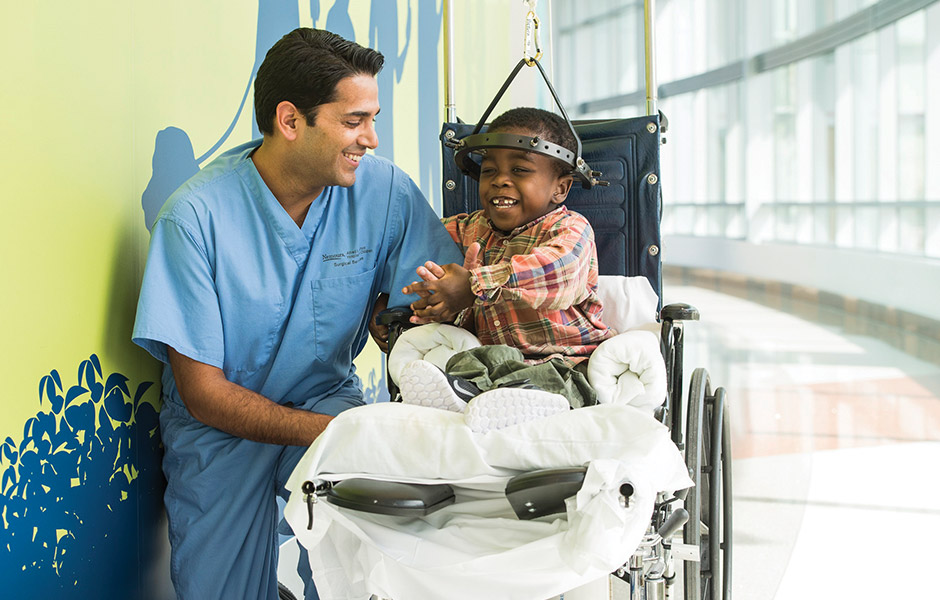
[325,478,456,517]
[505,467,587,520]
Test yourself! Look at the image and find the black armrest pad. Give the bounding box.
[325,478,456,517]
[505,467,588,520]
[660,302,700,322]
[376,306,414,326]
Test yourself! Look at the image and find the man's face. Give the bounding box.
[297,74,380,192]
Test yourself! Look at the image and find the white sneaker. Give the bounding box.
[464,387,570,433]
[398,359,482,412]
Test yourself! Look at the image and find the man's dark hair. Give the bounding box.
[254,28,385,136]
[489,107,578,177]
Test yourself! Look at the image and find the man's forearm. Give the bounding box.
[194,381,333,446]
[168,347,333,446]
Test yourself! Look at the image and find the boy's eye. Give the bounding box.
[346,121,361,127]
[480,166,496,175]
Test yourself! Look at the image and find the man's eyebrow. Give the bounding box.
[344,109,380,118]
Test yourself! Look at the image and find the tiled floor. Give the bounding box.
[663,284,940,599]
[281,283,940,599]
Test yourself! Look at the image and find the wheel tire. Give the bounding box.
[683,368,707,600]
[684,368,732,600]
[278,582,299,600]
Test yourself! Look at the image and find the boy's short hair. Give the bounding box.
[254,28,385,136]
[489,107,578,177]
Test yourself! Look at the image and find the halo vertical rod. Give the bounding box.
[443,0,457,122]
[644,0,658,116]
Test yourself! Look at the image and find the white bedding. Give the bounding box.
[285,402,692,600]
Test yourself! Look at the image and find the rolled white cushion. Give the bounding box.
[387,323,481,385]
[587,329,667,413]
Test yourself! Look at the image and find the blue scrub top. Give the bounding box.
[132,140,462,415]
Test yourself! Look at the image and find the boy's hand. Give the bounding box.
[403,243,482,324]
[416,260,445,282]
[403,263,475,323]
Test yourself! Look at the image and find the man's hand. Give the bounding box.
[368,293,390,352]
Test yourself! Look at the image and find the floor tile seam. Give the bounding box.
[739,430,935,442]
[731,495,940,515]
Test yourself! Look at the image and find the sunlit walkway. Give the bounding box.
[663,283,940,599]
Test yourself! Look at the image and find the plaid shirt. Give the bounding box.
[442,206,613,363]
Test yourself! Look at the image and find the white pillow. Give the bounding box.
[387,323,482,385]
[596,276,660,333]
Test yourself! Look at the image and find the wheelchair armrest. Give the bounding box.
[660,302,699,323]
[324,478,456,517]
[505,467,588,520]
[376,306,414,326]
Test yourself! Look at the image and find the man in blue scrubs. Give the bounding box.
[132,28,462,599]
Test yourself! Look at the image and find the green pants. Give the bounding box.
[444,345,597,409]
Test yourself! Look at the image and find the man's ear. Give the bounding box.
[551,175,574,205]
[274,101,304,141]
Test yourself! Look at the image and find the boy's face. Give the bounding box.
[478,130,573,232]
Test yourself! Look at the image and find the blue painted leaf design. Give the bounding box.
[90,354,102,377]
[51,369,62,391]
[64,402,94,433]
[44,377,64,413]
[2,467,14,492]
[65,384,88,408]
[104,373,130,398]
[2,443,16,464]
[133,381,154,410]
[104,387,132,423]
[97,404,114,439]
[22,416,38,440]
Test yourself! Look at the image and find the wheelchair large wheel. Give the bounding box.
[683,368,733,600]
[277,582,298,600]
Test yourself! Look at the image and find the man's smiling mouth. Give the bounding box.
[343,152,362,163]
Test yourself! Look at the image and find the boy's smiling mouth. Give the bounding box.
[490,196,517,207]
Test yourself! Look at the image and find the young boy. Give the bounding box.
[396,107,614,431]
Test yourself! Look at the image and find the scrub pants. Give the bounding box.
[160,394,361,600]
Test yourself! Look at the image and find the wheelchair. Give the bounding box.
[286,51,733,598]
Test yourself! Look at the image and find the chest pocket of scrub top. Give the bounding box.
[311,267,376,363]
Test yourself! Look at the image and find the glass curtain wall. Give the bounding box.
[552,0,939,258]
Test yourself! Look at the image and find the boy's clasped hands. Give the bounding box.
[403,242,483,325]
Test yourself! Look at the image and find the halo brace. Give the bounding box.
[451,58,609,189]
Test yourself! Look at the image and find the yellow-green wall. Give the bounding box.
[0,0,543,595]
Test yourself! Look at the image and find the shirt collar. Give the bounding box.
[488,205,568,238]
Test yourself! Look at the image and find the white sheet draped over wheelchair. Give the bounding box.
[285,402,692,600]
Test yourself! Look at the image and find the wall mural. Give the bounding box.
[0,356,162,594]
[2,1,443,596]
